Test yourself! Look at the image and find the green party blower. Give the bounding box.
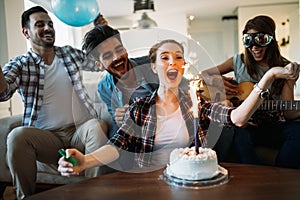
[58,149,78,166]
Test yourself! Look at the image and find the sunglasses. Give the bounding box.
[242,33,274,48]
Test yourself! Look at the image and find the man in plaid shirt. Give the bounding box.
[0,6,107,199]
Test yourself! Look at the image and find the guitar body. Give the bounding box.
[200,81,254,106]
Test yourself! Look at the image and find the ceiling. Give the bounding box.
[32,0,297,20]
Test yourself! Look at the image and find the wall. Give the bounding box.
[188,18,238,70]
[0,0,10,117]
[0,0,8,67]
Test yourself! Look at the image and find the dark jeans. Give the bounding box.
[230,121,300,168]
[213,121,300,168]
[276,121,300,168]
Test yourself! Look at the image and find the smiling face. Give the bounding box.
[246,29,267,64]
[97,37,131,79]
[151,42,185,89]
[23,12,55,48]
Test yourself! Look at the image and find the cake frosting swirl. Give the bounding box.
[166,146,219,180]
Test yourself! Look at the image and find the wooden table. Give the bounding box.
[27,163,300,200]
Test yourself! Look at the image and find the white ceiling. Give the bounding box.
[32,0,298,20]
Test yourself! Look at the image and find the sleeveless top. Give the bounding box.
[233,54,269,84]
[233,54,284,125]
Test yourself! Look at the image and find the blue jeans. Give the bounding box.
[232,121,300,168]
[232,126,260,164]
[276,121,300,168]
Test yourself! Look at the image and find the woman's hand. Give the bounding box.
[268,62,300,80]
[58,148,85,176]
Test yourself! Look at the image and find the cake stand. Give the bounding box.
[161,165,229,189]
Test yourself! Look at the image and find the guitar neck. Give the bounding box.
[259,100,300,111]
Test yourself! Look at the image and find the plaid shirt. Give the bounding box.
[108,88,195,168]
[198,100,234,146]
[0,45,98,126]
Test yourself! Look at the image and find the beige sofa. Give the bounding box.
[0,114,88,197]
[0,71,115,198]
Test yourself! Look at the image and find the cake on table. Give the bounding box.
[166,146,219,180]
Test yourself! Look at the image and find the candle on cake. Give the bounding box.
[189,78,204,154]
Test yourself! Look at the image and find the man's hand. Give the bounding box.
[58,149,85,176]
[114,104,129,126]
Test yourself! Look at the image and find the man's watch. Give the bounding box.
[253,83,270,99]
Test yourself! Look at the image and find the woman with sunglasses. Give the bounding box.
[201,15,300,168]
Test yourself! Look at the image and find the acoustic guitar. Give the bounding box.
[199,81,300,111]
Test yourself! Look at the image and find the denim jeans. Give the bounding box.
[276,121,300,168]
[232,120,300,168]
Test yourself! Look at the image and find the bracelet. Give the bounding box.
[253,83,270,99]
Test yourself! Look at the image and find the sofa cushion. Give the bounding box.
[0,115,22,182]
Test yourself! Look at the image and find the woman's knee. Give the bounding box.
[283,121,300,141]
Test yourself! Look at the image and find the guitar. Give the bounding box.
[199,81,300,111]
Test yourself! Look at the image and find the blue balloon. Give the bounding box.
[51,0,99,27]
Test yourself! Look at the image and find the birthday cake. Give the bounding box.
[166,147,219,180]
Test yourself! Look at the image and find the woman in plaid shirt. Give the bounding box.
[59,39,196,174]
[58,39,299,175]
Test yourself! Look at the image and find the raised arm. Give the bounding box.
[278,62,300,120]
[231,62,300,126]
[199,62,300,129]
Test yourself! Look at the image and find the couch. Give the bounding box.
[0,71,116,198]
[0,114,90,197]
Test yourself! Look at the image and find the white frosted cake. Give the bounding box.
[166,147,219,180]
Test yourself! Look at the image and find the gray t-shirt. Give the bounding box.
[36,56,90,130]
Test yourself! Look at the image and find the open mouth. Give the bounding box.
[111,58,125,71]
[167,69,178,80]
[251,49,263,59]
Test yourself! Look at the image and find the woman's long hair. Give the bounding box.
[242,15,289,95]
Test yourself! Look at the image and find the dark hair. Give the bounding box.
[82,25,121,58]
[149,39,184,63]
[21,6,48,28]
[242,15,288,95]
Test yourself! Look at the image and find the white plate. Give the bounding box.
[160,165,229,189]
